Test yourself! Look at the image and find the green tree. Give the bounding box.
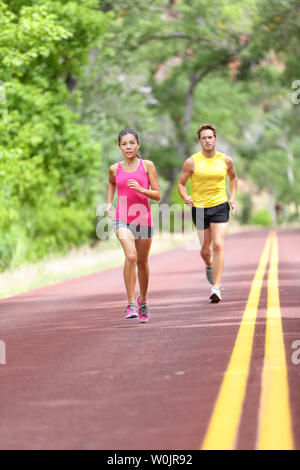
[89,0,260,203]
[0,0,113,269]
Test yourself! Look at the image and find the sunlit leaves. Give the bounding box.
[0,0,112,268]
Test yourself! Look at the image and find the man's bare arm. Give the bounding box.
[177,157,194,207]
[226,156,238,215]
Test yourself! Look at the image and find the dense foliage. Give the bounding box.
[0,0,299,270]
[0,0,112,269]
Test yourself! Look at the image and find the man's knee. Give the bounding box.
[201,246,212,258]
[212,240,224,252]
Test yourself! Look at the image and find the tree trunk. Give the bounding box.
[164,62,232,203]
[161,167,178,204]
[268,190,277,227]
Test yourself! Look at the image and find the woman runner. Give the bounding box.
[178,124,238,303]
[106,129,160,322]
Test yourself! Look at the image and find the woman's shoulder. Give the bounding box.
[109,162,120,174]
[141,159,156,172]
[142,159,155,166]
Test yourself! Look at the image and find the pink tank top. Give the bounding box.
[114,159,153,226]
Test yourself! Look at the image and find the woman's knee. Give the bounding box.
[137,259,148,270]
[126,252,137,264]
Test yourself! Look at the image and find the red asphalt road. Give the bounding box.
[0,228,299,450]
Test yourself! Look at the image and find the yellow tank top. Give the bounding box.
[190,151,228,208]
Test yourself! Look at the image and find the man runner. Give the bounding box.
[178,124,238,303]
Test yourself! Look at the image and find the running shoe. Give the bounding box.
[136,295,150,323]
[209,286,222,303]
[205,265,213,285]
[125,302,138,319]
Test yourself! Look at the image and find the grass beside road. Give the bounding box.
[0,235,185,299]
[0,221,265,300]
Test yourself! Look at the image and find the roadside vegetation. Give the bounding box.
[0,0,299,273]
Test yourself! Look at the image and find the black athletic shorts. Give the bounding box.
[192,201,230,230]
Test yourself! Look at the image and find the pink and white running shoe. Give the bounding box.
[125,302,138,319]
[136,295,150,323]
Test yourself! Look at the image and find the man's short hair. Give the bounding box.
[196,124,216,139]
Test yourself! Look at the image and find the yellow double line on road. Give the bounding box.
[201,231,294,450]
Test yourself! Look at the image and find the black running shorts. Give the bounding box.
[192,201,230,230]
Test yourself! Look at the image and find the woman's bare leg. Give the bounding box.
[135,238,152,302]
[116,227,137,303]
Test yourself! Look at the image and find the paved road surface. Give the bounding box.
[0,228,299,450]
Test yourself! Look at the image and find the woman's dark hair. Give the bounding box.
[118,128,139,144]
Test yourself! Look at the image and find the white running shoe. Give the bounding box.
[210,286,222,303]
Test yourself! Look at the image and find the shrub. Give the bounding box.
[250,209,273,226]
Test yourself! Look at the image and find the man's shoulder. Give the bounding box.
[186,151,202,166]
[223,154,233,165]
[184,155,196,169]
[189,151,202,160]
[215,151,232,162]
